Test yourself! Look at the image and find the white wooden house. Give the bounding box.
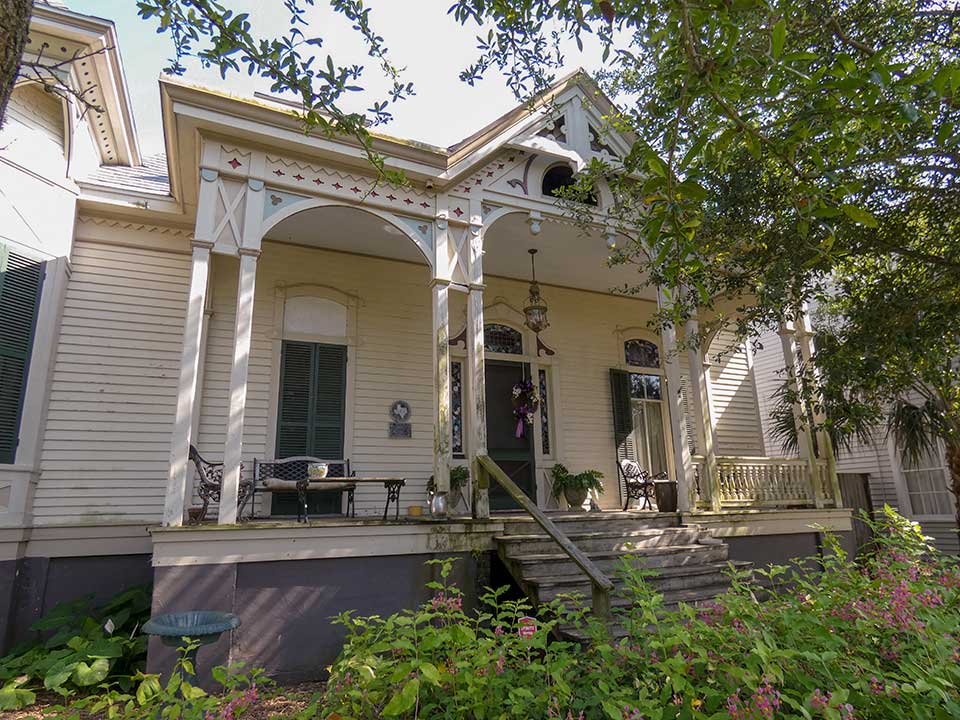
[0,2,865,678]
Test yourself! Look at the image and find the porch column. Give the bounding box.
[778,322,823,507]
[432,279,452,506]
[219,248,260,524]
[686,314,720,511]
[658,290,693,512]
[163,240,213,527]
[794,310,841,506]
[467,213,489,519]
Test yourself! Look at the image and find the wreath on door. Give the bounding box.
[512,379,540,439]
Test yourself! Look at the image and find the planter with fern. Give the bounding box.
[549,464,604,509]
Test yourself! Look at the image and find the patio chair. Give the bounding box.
[188,445,253,523]
[252,457,356,522]
[618,458,658,511]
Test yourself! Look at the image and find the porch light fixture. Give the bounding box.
[523,249,550,334]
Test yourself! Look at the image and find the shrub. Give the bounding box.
[0,586,151,709]
[322,507,960,719]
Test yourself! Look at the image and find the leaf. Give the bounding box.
[418,662,441,686]
[771,19,786,59]
[85,639,124,659]
[72,658,109,686]
[382,678,419,716]
[841,204,878,228]
[136,675,162,705]
[602,699,625,719]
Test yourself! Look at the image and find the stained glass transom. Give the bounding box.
[625,339,660,368]
[484,324,523,354]
[451,361,463,456]
[538,368,551,455]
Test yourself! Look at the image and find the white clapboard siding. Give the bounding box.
[35,240,190,525]
[195,245,438,516]
[707,330,764,457]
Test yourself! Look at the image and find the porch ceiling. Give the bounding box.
[263,206,430,266]
[483,213,655,298]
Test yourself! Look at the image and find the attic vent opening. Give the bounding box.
[541,164,597,206]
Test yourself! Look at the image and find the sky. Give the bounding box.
[66,1,613,158]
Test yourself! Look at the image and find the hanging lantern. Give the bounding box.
[523,249,550,334]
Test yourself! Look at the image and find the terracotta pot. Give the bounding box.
[563,487,589,509]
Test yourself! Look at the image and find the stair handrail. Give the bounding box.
[475,454,613,621]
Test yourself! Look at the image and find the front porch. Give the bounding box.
[163,142,842,526]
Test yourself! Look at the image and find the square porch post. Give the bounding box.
[685,315,721,511]
[219,248,260,524]
[658,291,693,512]
[778,322,824,508]
[467,211,488,519]
[163,240,213,527]
[432,279,452,507]
[794,310,841,506]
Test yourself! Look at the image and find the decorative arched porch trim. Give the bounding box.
[260,197,435,271]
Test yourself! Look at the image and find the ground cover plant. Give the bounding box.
[0,587,151,710]
[323,507,960,719]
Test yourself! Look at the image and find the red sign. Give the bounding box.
[518,616,537,640]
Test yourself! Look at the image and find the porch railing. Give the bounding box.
[692,455,837,509]
[474,455,614,622]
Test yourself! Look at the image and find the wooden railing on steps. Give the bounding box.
[474,454,614,622]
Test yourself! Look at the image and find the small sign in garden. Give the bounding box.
[517,616,537,640]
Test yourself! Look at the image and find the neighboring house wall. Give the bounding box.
[753,329,959,553]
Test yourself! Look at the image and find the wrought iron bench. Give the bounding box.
[618,458,666,511]
[188,445,253,523]
[252,457,356,522]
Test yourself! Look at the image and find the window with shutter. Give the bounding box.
[610,369,635,503]
[0,245,44,464]
[273,340,347,515]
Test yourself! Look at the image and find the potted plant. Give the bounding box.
[550,464,604,509]
[427,465,471,514]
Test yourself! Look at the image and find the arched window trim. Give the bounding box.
[540,163,598,207]
[624,338,661,370]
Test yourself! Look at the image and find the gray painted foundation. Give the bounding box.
[148,552,486,684]
[0,554,153,654]
[723,530,856,567]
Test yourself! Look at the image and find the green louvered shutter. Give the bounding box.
[311,344,347,457]
[274,340,346,515]
[276,340,313,458]
[609,369,635,501]
[0,246,44,464]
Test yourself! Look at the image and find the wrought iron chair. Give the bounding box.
[618,458,662,511]
[188,445,253,523]
[252,457,356,522]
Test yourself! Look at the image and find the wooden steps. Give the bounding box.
[493,511,743,640]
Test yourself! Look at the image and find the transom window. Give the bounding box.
[484,324,523,355]
[625,339,660,369]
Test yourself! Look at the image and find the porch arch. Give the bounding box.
[260,198,435,271]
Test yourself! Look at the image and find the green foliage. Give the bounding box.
[323,508,960,719]
[0,586,151,709]
[450,465,471,493]
[549,463,605,500]
[48,642,271,720]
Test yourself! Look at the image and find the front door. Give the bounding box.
[485,360,536,510]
